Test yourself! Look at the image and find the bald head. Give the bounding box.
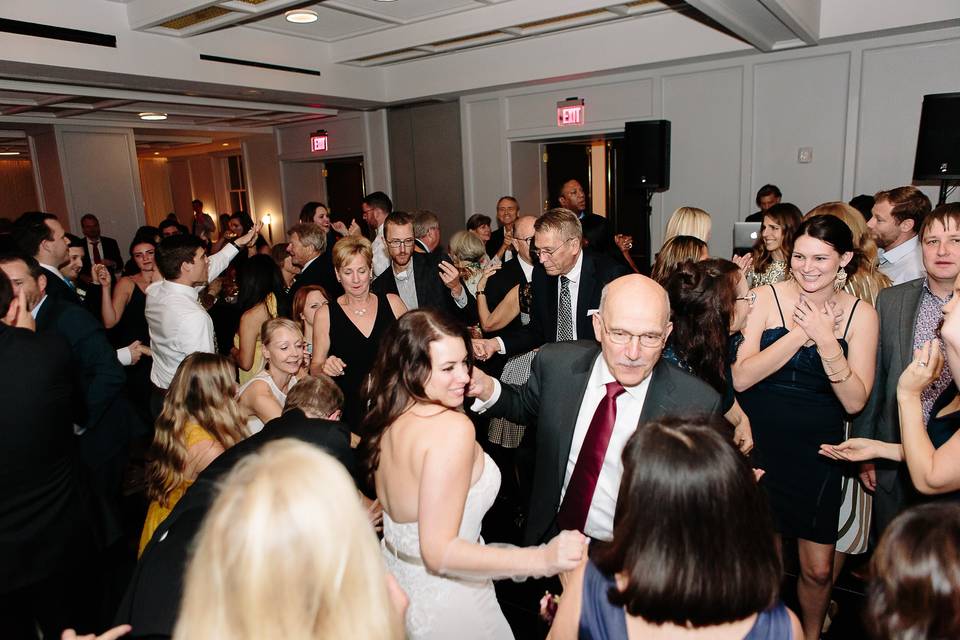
[512,215,536,263]
[593,274,672,387]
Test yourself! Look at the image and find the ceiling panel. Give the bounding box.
[254,5,393,39]
[330,0,485,22]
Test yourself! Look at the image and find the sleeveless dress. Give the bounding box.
[925,384,960,503]
[236,369,297,435]
[233,293,278,387]
[382,452,513,640]
[113,284,153,426]
[737,286,859,544]
[578,560,794,639]
[327,294,395,428]
[138,422,214,556]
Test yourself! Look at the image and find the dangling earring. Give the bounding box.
[834,267,848,291]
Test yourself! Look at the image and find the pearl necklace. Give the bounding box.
[346,294,371,316]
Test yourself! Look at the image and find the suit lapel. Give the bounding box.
[576,252,597,336]
[899,281,924,370]
[638,361,678,424]
[556,348,601,488]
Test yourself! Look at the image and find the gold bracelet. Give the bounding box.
[816,345,844,363]
[829,368,854,384]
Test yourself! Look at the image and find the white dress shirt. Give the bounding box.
[878,235,925,285]
[473,354,650,541]
[146,244,238,389]
[372,225,390,278]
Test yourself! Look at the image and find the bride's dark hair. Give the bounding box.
[358,308,474,489]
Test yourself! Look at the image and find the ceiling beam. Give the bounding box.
[758,0,820,45]
[329,0,664,63]
[55,99,137,119]
[1,95,75,116]
[683,0,807,52]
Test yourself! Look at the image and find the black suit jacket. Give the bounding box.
[42,267,82,305]
[35,294,141,468]
[116,410,356,638]
[81,235,123,275]
[0,325,100,593]
[499,249,629,357]
[485,227,513,262]
[371,252,478,324]
[484,341,722,545]
[289,249,342,307]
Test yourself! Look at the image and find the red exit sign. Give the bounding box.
[310,131,328,153]
[557,98,585,127]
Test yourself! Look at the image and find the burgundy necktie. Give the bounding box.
[556,380,626,533]
[92,241,102,264]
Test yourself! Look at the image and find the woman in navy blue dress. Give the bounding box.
[733,215,878,640]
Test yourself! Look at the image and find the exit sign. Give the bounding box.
[310,131,328,153]
[557,98,585,127]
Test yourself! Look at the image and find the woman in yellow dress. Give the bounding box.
[138,352,248,555]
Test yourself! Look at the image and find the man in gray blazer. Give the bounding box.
[854,204,960,537]
[469,274,722,544]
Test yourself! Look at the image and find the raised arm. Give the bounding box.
[480,285,521,333]
[96,267,134,329]
[731,286,808,392]
[417,414,585,579]
[898,341,960,494]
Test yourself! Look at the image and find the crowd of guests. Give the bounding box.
[2,178,960,640]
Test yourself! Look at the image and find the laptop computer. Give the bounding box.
[733,222,761,256]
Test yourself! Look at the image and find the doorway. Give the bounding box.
[535,137,650,271]
[325,155,365,230]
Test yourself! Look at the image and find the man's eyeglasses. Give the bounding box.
[386,238,416,249]
[736,291,757,307]
[530,237,576,261]
[597,315,665,348]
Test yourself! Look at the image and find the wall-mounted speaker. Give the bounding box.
[913,92,960,181]
[624,120,670,190]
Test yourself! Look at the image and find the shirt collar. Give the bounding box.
[590,351,652,401]
[164,279,201,299]
[40,263,67,283]
[563,249,585,283]
[518,256,534,281]
[31,295,47,319]
[880,235,919,264]
[301,254,319,272]
[922,277,953,304]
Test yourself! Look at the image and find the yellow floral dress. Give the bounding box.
[138,422,215,556]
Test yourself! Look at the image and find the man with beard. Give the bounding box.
[868,186,931,285]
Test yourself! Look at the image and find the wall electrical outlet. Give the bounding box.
[798,147,813,163]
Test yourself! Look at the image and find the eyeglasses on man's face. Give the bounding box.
[597,316,665,348]
[530,237,576,261]
[386,238,416,249]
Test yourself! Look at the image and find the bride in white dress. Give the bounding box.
[361,309,586,639]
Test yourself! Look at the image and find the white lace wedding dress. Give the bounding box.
[382,452,514,639]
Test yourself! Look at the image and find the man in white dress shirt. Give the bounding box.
[146,224,260,414]
[468,274,722,543]
[868,186,931,285]
[361,191,393,277]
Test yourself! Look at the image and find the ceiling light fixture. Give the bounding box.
[285,9,318,23]
[139,112,168,121]
[0,150,21,156]
[222,142,230,147]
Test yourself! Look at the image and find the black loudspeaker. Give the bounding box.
[624,120,670,190]
[913,92,960,181]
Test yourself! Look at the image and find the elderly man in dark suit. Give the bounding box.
[372,211,476,324]
[474,207,630,360]
[287,222,340,302]
[0,270,101,638]
[853,204,960,538]
[116,375,356,639]
[469,274,723,544]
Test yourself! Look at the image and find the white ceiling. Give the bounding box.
[0,0,955,137]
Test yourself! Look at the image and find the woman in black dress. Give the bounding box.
[309,236,406,429]
[732,215,878,640]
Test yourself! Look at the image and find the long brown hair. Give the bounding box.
[145,353,248,506]
[358,309,474,489]
[651,235,708,284]
[751,202,802,274]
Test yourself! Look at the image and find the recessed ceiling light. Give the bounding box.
[139,112,168,121]
[285,9,318,23]
[221,143,230,147]
[153,151,160,155]
[0,151,20,156]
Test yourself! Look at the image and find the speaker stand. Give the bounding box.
[640,188,654,268]
[937,179,957,206]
